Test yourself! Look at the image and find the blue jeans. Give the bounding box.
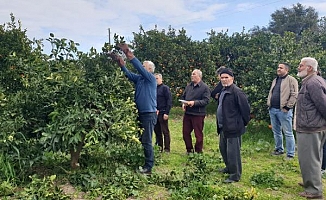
[138,112,157,170]
[269,108,295,157]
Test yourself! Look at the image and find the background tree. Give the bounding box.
[248,25,269,36]
[268,3,319,37]
[0,13,34,94]
[132,25,216,103]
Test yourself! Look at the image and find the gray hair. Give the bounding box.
[301,57,318,72]
[144,60,155,73]
[154,73,162,79]
[193,69,202,78]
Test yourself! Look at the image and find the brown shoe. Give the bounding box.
[299,191,323,199]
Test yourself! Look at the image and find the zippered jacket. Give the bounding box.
[267,74,298,112]
[217,84,251,138]
[296,74,326,132]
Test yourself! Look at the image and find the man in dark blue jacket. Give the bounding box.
[154,73,172,153]
[109,44,157,175]
[216,68,250,183]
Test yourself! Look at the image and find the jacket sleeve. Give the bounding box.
[237,91,251,126]
[286,76,299,108]
[130,57,156,83]
[165,86,172,115]
[308,79,326,120]
[121,66,139,84]
[211,82,223,100]
[267,78,276,107]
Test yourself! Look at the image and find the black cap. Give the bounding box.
[219,68,234,77]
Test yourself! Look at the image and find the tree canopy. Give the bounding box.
[268,3,319,36]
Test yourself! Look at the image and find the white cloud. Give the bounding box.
[1,0,325,53]
[302,2,326,16]
[236,3,259,12]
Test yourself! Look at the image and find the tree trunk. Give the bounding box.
[70,135,85,169]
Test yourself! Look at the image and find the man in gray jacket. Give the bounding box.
[267,63,298,159]
[296,57,326,199]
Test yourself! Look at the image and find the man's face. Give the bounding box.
[143,62,152,72]
[277,64,288,77]
[191,71,201,83]
[155,75,162,85]
[297,61,310,78]
[220,73,234,87]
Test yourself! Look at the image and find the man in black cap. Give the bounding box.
[216,68,251,183]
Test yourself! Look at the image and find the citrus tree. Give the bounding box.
[132,26,217,103]
[34,34,141,169]
[0,16,141,172]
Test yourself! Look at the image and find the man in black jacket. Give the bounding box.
[216,68,251,183]
[181,69,211,154]
[154,73,172,153]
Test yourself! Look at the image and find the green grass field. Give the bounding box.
[2,107,325,199]
[141,107,326,200]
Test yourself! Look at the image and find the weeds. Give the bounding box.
[0,109,321,199]
[250,170,284,189]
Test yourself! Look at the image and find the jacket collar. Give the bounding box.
[222,83,235,93]
[302,73,316,84]
[191,80,203,87]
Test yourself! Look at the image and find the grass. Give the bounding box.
[141,107,326,199]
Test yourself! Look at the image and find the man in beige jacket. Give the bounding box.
[267,63,298,159]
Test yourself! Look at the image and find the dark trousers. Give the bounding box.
[322,142,326,170]
[219,131,242,181]
[138,112,157,170]
[182,114,205,153]
[154,114,171,151]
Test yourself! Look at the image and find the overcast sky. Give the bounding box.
[1,0,326,54]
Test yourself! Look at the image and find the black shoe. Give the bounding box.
[271,150,284,156]
[218,168,229,174]
[285,156,294,160]
[223,179,239,183]
[138,167,152,175]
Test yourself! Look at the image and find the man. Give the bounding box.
[216,68,250,183]
[181,69,210,154]
[211,66,226,101]
[154,73,172,153]
[296,57,326,199]
[108,44,157,175]
[267,63,298,159]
